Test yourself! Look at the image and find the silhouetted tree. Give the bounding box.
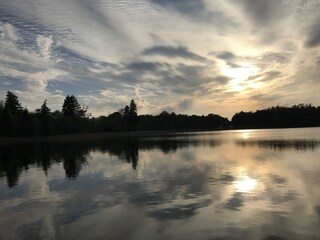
[129,99,138,130]
[52,110,62,119]
[4,91,22,115]
[124,105,130,117]
[122,105,129,130]
[36,100,51,135]
[121,102,138,131]
[0,100,3,113]
[21,108,33,136]
[0,109,12,136]
[38,100,51,116]
[62,95,82,117]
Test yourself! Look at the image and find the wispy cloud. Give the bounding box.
[0,0,319,117]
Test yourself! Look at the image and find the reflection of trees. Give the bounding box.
[0,143,89,186]
[236,139,320,151]
[0,136,221,187]
[140,138,221,154]
[0,144,34,187]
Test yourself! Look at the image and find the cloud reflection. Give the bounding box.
[1,129,320,239]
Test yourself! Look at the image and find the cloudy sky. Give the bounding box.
[0,0,320,118]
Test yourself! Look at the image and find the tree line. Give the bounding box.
[231,104,320,129]
[0,91,319,137]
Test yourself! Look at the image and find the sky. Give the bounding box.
[0,0,320,118]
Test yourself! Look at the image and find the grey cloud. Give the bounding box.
[216,51,235,60]
[124,62,218,98]
[143,46,207,61]
[214,76,232,84]
[127,61,163,72]
[232,0,287,26]
[230,0,291,44]
[212,51,240,68]
[76,0,119,32]
[151,0,206,16]
[178,98,193,111]
[55,46,98,67]
[305,18,320,48]
[150,0,237,31]
[261,71,282,82]
[261,52,290,64]
[248,93,288,104]
[158,71,210,95]
[110,60,222,97]
[119,65,217,97]
[248,71,282,83]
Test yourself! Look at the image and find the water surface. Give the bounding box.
[1,128,320,240]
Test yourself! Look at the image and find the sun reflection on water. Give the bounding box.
[234,176,257,193]
[239,130,255,140]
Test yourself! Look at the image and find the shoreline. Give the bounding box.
[0,126,319,145]
[0,130,176,145]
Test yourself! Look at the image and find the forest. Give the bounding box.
[231,104,320,129]
[0,91,319,137]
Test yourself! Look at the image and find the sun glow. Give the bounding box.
[234,176,257,193]
[221,65,260,92]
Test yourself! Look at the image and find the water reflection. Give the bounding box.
[234,176,257,193]
[0,136,221,188]
[236,139,320,151]
[1,128,320,240]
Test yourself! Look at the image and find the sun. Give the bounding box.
[221,64,260,92]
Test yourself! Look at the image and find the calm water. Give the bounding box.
[1,128,320,240]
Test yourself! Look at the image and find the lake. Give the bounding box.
[1,128,320,240]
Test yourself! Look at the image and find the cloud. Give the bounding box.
[216,51,235,60]
[178,98,193,112]
[36,35,53,60]
[260,71,282,82]
[232,0,287,26]
[143,46,207,61]
[0,21,18,42]
[304,18,320,48]
[127,61,163,72]
[150,0,206,16]
[214,76,232,84]
[0,0,320,117]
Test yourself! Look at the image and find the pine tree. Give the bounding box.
[129,100,138,130]
[40,100,51,116]
[4,91,22,115]
[62,95,81,117]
